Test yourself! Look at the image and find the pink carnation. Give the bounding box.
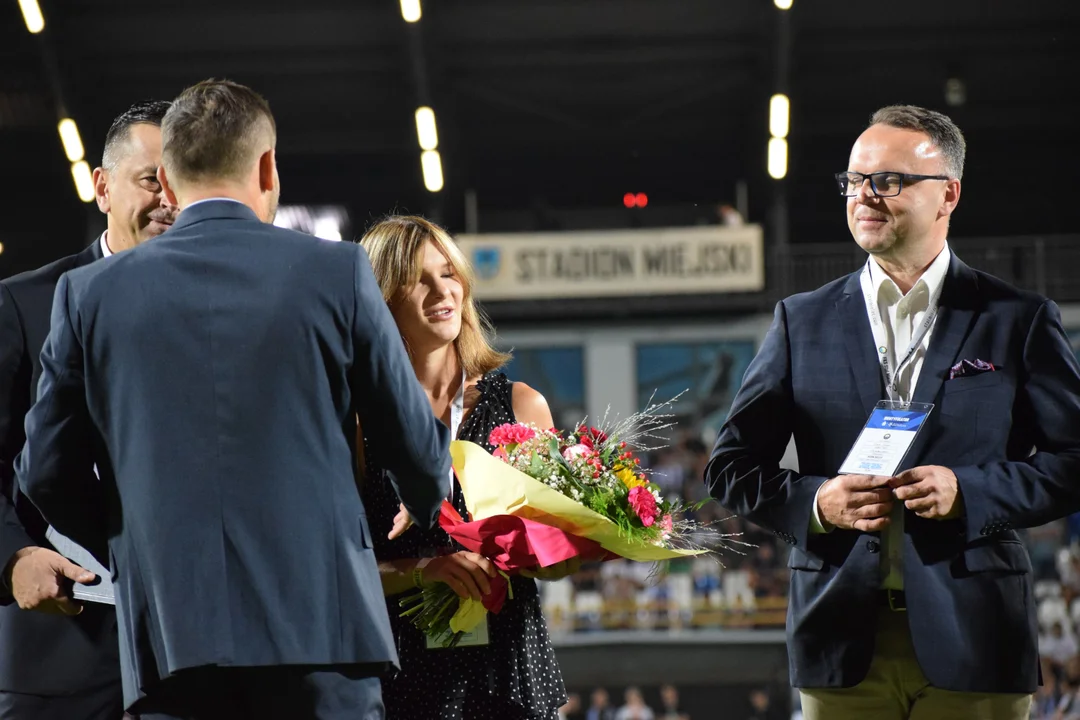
[562,444,591,461]
[488,423,536,447]
[661,514,673,535]
[628,486,659,527]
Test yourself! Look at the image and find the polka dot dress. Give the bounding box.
[362,372,567,720]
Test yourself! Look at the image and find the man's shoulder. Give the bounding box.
[263,228,367,273]
[966,264,1048,311]
[175,216,360,260]
[61,247,119,290]
[1,245,93,295]
[780,271,858,315]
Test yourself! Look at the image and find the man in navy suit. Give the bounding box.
[707,105,1080,719]
[16,79,451,719]
[0,100,174,719]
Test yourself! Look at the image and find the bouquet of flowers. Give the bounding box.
[399,396,736,647]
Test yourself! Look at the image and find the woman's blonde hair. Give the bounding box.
[360,215,510,378]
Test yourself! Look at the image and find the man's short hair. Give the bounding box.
[101,100,171,171]
[161,79,276,186]
[869,105,966,180]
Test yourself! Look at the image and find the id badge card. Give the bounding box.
[425,615,490,649]
[45,526,115,605]
[838,401,933,477]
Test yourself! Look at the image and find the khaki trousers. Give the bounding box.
[800,608,1032,720]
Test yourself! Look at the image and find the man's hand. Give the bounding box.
[889,465,963,520]
[387,503,414,540]
[520,556,582,581]
[417,552,498,600]
[817,474,894,532]
[7,546,95,615]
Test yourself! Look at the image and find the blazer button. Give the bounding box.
[866,540,880,554]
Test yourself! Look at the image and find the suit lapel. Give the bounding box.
[835,271,883,417]
[903,255,980,469]
[911,256,979,406]
[76,236,104,267]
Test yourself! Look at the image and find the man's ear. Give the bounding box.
[93,167,110,214]
[938,177,961,221]
[157,165,179,207]
[258,149,276,193]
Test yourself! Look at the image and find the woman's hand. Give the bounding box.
[520,556,582,581]
[417,552,497,600]
[387,503,413,539]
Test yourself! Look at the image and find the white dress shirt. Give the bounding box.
[99,232,113,258]
[811,242,952,590]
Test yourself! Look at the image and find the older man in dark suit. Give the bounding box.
[0,100,174,720]
[708,105,1080,719]
[17,79,451,719]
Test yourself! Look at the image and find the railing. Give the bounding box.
[542,595,789,634]
[486,234,1080,322]
[768,235,1080,303]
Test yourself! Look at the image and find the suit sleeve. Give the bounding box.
[954,299,1080,539]
[15,274,103,549]
[0,284,35,599]
[704,300,829,550]
[349,245,451,530]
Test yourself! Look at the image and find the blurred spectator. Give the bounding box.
[586,688,616,720]
[1029,519,1067,579]
[1031,674,1059,720]
[1059,547,1080,604]
[749,543,783,599]
[648,447,686,495]
[746,688,785,720]
[599,561,648,629]
[1042,622,1080,673]
[657,683,689,720]
[1066,514,1080,546]
[717,203,745,227]
[679,437,711,506]
[1054,670,1080,720]
[615,687,655,720]
[560,692,584,720]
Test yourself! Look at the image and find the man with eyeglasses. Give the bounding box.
[708,105,1080,719]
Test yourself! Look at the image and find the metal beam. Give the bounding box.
[769,4,793,249]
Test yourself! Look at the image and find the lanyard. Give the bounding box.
[861,261,942,401]
[447,369,466,501]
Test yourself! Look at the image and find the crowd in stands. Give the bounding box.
[557,683,789,720]
[1027,516,1080,719]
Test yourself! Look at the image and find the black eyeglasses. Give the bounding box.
[835,171,950,198]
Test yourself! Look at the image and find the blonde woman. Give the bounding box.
[358,216,575,719]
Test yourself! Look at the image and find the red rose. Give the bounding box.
[577,426,608,450]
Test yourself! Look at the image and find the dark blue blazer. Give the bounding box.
[0,238,122,696]
[16,200,451,709]
[707,254,1080,694]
